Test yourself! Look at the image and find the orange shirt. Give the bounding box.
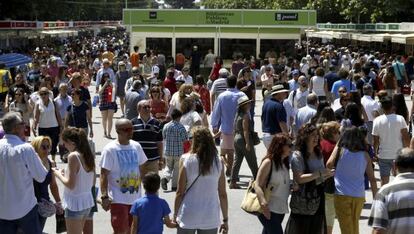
[130,52,140,67]
[176,53,185,65]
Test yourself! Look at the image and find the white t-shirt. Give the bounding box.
[176,75,193,84]
[99,140,148,205]
[361,95,380,122]
[372,114,407,159]
[311,75,326,96]
[180,111,202,134]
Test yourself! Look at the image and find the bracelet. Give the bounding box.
[101,195,109,200]
[222,218,228,223]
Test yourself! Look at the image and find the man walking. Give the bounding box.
[261,84,289,148]
[0,112,47,234]
[131,100,164,176]
[211,75,245,176]
[100,118,148,234]
[368,148,414,233]
[373,96,410,186]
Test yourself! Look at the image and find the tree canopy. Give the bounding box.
[202,0,414,23]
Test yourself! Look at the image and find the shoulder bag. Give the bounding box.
[289,155,322,215]
[241,161,274,215]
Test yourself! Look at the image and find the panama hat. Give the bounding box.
[237,95,253,107]
[269,84,289,96]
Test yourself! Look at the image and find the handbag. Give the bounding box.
[241,161,273,215]
[289,157,321,215]
[251,131,260,146]
[38,198,56,218]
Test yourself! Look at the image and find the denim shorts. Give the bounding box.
[65,207,92,220]
[378,158,394,177]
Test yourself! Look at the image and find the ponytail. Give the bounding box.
[61,127,95,172]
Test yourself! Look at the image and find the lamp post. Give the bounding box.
[125,0,128,8]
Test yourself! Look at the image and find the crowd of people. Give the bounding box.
[0,30,414,234]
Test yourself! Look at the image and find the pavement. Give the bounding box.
[42,88,412,234]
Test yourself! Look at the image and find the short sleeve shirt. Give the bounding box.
[372,114,407,159]
[100,140,148,205]
[66,102,89,128]
[130,194,171,234]
[261,98,287,134]
[291,151,325,173]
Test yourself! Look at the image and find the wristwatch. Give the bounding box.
[101,195,109,200]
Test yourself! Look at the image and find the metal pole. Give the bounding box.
[125,0,127,9]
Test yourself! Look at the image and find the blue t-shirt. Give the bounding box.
[331,79,356,98]
[130,194,171,234]
[261,98,287,134]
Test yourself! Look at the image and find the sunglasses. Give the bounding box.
[142,105,151,109]
[152,91,160,93]
[338,90,346,93]
[41,144,50,150]
[15,93,22,96]
[118,127,133,132]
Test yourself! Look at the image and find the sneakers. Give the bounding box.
[161,178,168,190]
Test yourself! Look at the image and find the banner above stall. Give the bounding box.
[123,9,316,28]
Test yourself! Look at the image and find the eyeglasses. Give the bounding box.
[118,127,133,132]
[41,144,50,150]
[142,105,151,109]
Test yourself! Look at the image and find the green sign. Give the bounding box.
[123,9,316,27]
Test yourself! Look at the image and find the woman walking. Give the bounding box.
[174,126,228,234]
[230,95,258,189]
[33,87,62,162]
[32,136,63,231]
[53,128,95,234]
[98,73,117,138]
[327,127,377,234]
[65,89,93,138]
[285,123,334,234]
[254,134,292,234]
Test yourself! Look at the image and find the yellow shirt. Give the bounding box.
[0,69,11,93]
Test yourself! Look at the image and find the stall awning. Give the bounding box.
[0,53,32,68]
[306,30,334,39]
[391,33,414,45]
[40,29,78,37]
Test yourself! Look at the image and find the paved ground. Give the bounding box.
[42,88,411,234]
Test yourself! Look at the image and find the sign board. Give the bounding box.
[123,9,316,27]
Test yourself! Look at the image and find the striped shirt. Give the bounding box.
[368,172,414,234]
[131,116,163,161]
[162,120,188,157]
[211,78,228,99]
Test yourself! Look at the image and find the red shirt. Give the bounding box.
[320,139,336,164]
[194,84,211,114]
[150,99,168,120]
[210,63,221,81]
[163,77,177,95]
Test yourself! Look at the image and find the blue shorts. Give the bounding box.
[65,207,92,220]
[378,158,394,177]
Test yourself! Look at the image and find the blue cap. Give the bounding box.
[292,69,299,76]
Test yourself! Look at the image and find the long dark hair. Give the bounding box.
[191,126,218,176]
[338,126,366,152]
[344,102,364,127]
[295,123,321,160]
[393,93,409,122]
[61,127,95,172]
[264,133,290,170]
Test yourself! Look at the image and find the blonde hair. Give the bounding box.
[178,84,193,102]
[319,121,340,141]
[31,136,52,155]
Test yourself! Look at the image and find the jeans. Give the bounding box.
[262,133,275,149]
[258,212,285,234]
[0,205,42,234]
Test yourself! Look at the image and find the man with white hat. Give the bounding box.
[261,83,289,148]
[210,68,229,108]
[96,58,115,93]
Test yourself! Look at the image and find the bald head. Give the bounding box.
[307,93,318,106]
[395,148,414,173]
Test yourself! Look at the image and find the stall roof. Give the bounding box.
[391,33,414,44]
[40,29,78,37]
[0,53,32,68]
